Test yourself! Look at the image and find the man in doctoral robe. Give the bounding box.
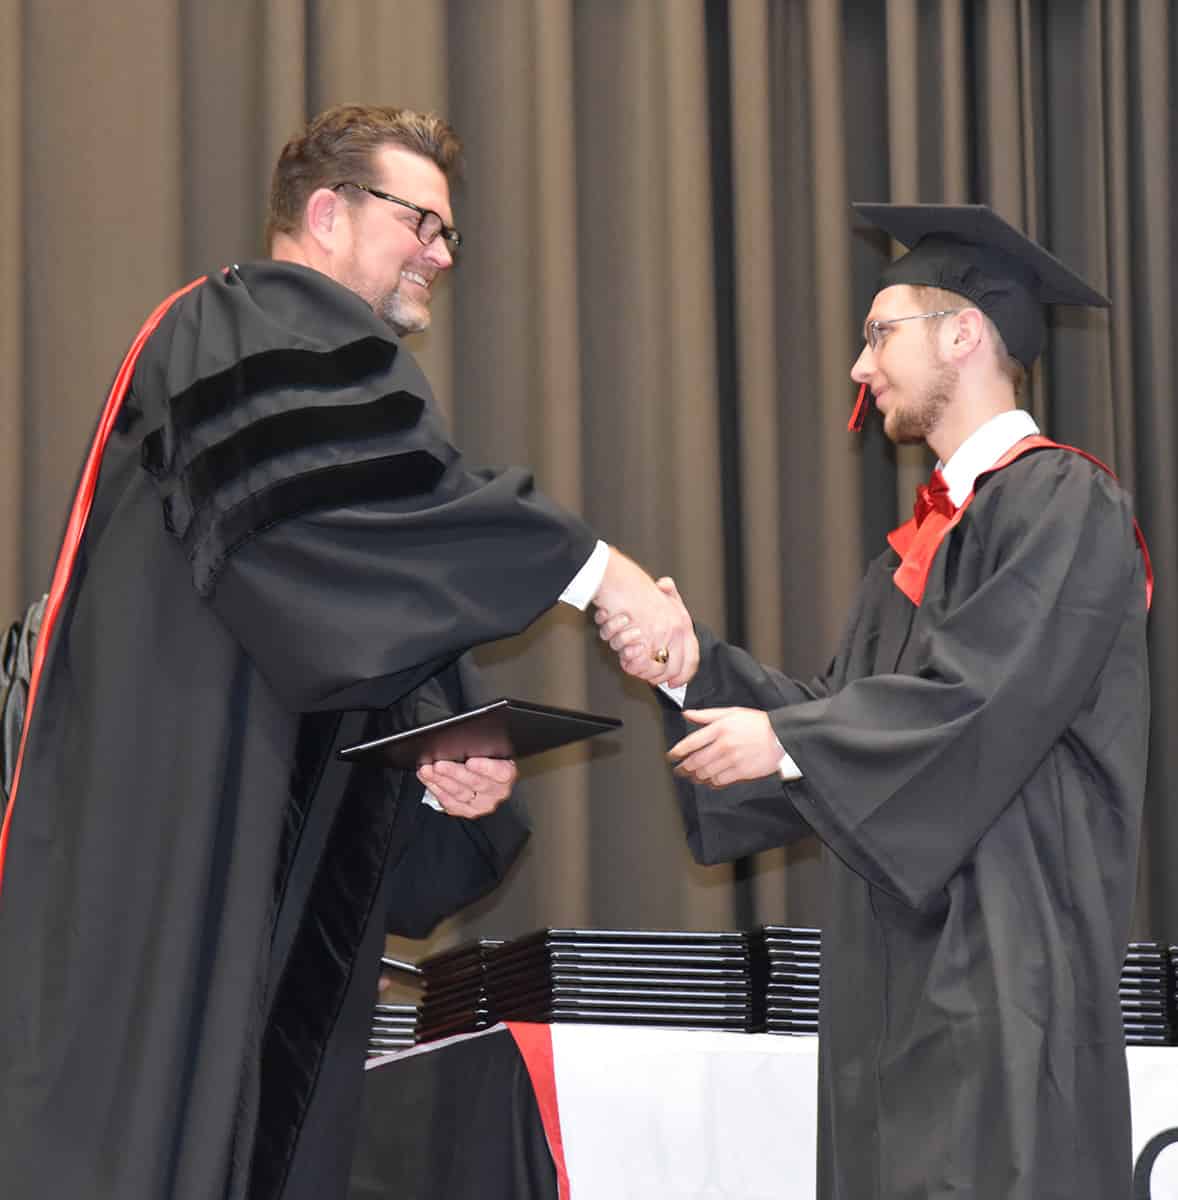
[602,204,1150,1199]
[0,104,694,1200]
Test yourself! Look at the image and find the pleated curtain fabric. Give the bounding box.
[1,0,1174,948]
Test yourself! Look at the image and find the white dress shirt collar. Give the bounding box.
[939,409,1040,508]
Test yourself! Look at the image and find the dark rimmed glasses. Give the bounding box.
[333,182,463,251]
[864,309,960,351]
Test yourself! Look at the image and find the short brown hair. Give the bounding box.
[910,284,1026,402]
[265,104,463,249]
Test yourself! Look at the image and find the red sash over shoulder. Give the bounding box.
[886,435,1154,609]
[0,277,207,901]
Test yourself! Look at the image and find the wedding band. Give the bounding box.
[652,646,670,665]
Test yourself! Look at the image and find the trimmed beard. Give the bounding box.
[375,287,430,337]
[884,357,957,444]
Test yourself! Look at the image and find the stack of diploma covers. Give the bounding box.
[749,925,822,1036]
[481,928,757,1032]
[367,956,425,1056]
[373,931,1177,1050]
[367,1003,419,1056]
[413,939,505,1043]
[1120,942,1176,1046]
[410,929,756,1042]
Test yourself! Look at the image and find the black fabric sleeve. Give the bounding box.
[687,625,830,709]
[658,626,826,864]
[205,457,594,712]
[136,270,596,713]
[383,804,528,939]
[769,451,1143,909]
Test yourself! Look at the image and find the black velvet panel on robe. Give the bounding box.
[260,661,530,1200]
[664,448,1149,1200]
[0,262,594,1200]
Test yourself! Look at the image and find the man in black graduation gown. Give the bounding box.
[0,105,695,1200]
[602,205,1150,1199]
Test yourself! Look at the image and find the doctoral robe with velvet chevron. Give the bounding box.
[0,262,596,1200]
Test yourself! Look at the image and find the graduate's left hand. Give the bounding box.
[667,708,786,787]
[417,757,518,818]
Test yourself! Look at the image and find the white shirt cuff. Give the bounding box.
[559,540,610,611]
[777,751,803,781]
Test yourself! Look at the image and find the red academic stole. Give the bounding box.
[0,276,207,901]
[886,435,1154,609]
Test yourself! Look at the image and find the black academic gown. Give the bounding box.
[0,262,597,1200]
[666,448,1149,1200]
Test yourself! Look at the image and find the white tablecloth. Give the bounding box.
[547,1027,1177,1199]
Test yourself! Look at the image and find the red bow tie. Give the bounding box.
[913,469,955,526]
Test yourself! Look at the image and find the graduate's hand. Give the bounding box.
[666,707,786,787]
[417,757,518,818]
[593,564,698,687]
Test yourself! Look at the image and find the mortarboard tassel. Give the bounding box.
[848,382,870,432]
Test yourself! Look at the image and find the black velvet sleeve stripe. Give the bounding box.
[170,338,398,441]
[181,390,425,513]
[187,449,447,597]
[141,338,399,476]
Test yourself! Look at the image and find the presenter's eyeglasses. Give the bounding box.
[864,309,961,351]
[333,182,463,252]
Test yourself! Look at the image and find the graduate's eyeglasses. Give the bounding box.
[333,182,463,251]
[863,309,961,351]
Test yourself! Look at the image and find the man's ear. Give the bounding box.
[305,187,343,252]
[947,307,985,361]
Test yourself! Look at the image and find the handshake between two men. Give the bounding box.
[418,547,789,820]
[593,548,789,791]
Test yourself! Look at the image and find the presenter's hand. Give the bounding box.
[417,757,518,818]
[593,565,698,688]
[666,708,785,787]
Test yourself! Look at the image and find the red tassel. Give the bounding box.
[847,382,869,432]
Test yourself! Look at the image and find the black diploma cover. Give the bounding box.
[338,699,622,769]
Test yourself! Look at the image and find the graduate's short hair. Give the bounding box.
[910,284,1027,403]
[265,104,463,249]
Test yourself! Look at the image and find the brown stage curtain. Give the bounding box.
[1,0,1174,958]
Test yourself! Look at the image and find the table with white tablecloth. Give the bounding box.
[352,1025,1178,1199]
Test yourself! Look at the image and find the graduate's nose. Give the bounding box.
[850,343,874,384]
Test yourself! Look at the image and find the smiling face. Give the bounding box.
[332,145,456,336]
[850,285,960,445]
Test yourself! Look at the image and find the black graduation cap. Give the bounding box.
[853,203,1109,368]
